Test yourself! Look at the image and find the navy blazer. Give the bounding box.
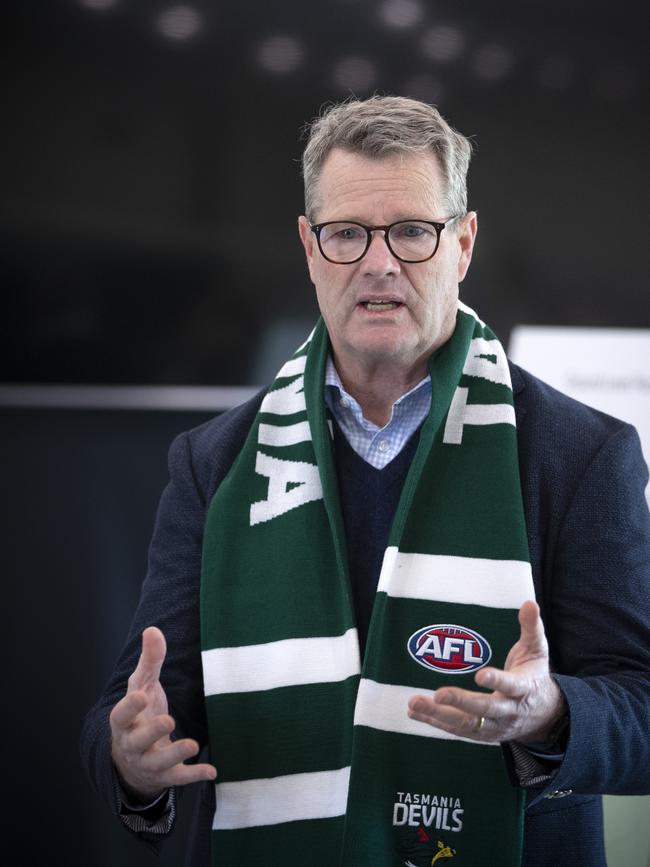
[81,363,650,867]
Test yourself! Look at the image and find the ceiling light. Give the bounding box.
[156,6,201,41]
[257,36,304,74]
[79,0,118,9]
[379,0,424,29]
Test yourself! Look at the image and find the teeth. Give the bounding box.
[363,301,399,311]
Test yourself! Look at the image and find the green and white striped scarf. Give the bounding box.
[200,303,534,866]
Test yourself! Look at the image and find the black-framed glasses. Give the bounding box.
[310,217,459,264]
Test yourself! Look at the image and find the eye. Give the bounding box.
[393,223,430,239]
[335,225,364,241]
[319,222,366,244]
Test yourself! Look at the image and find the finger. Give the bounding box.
[140,738,202,774]
[408,696,466,728]
[433,686,514,719]
[475,666,530,698]
[517,600,547,655]
[110,690,148,733]
[407,695,487,738]
[123,714,175,754]
[163,762,218,789]
[128,627,167,690]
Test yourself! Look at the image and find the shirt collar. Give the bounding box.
[324,355,431,428]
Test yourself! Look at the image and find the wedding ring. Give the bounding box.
[472,715,485,733]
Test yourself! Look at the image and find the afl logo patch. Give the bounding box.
[407,624,492,675]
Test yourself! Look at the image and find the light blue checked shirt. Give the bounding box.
[324,356,432,469]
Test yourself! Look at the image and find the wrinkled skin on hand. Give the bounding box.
[408,601,567,745]
[110,627,217,803]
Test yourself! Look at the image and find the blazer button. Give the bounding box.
[545,789,573,799]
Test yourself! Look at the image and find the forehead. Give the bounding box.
[315,148,445,222]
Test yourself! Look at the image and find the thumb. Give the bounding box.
[129,626,167,689]
[518,600,547,656]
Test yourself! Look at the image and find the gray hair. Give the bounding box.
[301,95,473,223]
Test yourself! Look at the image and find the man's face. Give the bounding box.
[298,148,477,378]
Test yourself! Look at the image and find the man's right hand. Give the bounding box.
[110,626,217,803]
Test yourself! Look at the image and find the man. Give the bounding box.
[82,96,650,867]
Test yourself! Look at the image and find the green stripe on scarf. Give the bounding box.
[200,304,534,866]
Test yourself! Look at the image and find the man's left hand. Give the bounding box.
[407,600,566,744]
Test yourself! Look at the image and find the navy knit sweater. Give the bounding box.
[332,422,420,656]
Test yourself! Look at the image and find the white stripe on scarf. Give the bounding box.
[353,679,501,744]
[377,549,535,609]
[213,766,351,830]
[202,628,360,696]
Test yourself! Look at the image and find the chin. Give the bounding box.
[352,338,419,364]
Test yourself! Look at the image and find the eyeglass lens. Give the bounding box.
[318,221,439,263]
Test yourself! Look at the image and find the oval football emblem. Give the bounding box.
[407,624,492,674]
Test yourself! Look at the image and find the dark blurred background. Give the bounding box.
[2,1,648,865]
[3,0,649,386]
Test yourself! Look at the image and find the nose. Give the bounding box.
[361,230,401,276]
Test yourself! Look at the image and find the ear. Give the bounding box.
[298,216,317,284]
[456,211,478,283]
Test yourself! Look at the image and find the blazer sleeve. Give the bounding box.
[79,428,210,850]
[535,421,650,799]
[80,390,266,853]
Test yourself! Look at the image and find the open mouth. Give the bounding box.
[359,300,403,312]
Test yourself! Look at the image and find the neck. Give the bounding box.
[333,356,429,427]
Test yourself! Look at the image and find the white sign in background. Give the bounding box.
[509,326,650,867]
[509,326,650,500]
